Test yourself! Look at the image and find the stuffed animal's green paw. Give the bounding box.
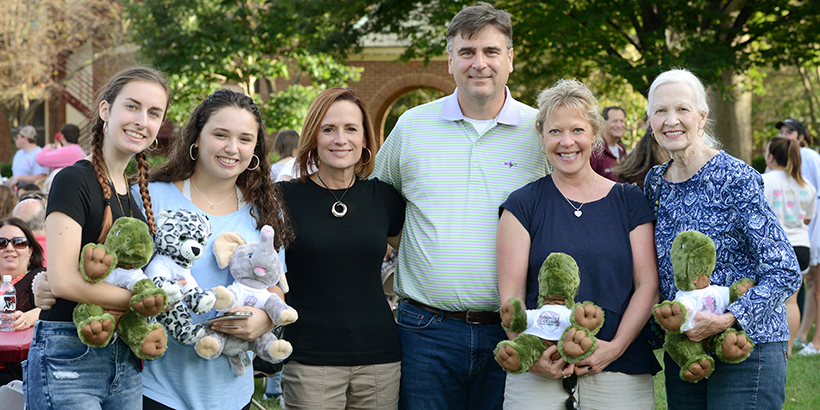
[572,301,604,334]
[730,278,755,302]
[500,298,527,333]
[680,356,714,382]
[80,244,116,282]
[130,279,168,317]
[77,315,116,347]
[715,329,754,363]
[136,326,167,360]
[653,300,686,333]
[559,326,597,363]
[494,342,523,373]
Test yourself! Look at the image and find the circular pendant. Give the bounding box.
[332,201,347,218]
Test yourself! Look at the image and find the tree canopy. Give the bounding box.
[124,0,361,132]
[271,0,820,157]
[279,0,820,99]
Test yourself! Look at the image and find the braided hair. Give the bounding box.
[91,66,170,242]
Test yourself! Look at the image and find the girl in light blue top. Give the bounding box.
[137,90,293,410]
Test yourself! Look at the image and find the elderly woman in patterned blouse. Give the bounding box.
[644,68,800,410]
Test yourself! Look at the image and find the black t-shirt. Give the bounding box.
[279,177,404,366]
[16,267,44,313]
[39,160,146,322]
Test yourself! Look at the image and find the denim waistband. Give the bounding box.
[31,320,118,345]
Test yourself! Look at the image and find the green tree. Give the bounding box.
[124,0,361,132]
[275,0,820,162]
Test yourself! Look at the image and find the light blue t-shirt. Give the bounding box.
[133,181,262,410]
[11,147,48,179]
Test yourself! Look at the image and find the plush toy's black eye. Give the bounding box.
[179,235,188,242]
[247,253,253,258]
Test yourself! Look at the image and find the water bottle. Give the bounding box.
[0,275,16,332]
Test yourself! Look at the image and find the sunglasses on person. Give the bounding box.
[0,237,29,249]
[563,373,579,410]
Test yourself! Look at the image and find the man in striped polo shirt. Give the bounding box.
[373,3,548,409]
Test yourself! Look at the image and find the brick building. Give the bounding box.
[1,36,454,162]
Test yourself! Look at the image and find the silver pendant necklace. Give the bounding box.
[557,174,595,218]
[316,173,355,218]
[192,180,235,209]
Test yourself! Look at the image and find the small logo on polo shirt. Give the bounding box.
[504,161,518,168]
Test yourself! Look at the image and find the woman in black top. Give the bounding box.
[278,88,404,410]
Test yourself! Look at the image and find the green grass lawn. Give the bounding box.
[253,350,820,410]
[653,349,820,410]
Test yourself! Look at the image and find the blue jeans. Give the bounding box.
[265,371,282,396]
[664,341,787,410]
[396,300,507,410]
[24,320,142,410]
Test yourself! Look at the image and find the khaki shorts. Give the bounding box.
[503,371,654,410]
[282,361,400,410]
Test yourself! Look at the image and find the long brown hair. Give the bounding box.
[91,66,170,242]
[768,137,806,186]
[295,87,376,180]
[149,89,294,249]
[613,127,670,187]
[0,217,45,270]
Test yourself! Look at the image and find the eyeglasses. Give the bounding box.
[0,237,28,249]
[562,374,579,410]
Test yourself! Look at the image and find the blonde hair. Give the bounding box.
[535,79,603,152]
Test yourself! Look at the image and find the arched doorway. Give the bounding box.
[382,87,447,139]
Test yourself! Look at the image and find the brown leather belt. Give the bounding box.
[406,299,501,325]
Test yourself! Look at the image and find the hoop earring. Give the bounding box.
[361,147,372,165]
[247,155,260,171]
[149,138,159,150]
[189,144,198,161]
[103,121,108,135]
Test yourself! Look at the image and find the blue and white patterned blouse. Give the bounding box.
[645,151,800,344]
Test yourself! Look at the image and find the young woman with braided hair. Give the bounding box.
[25,66,170,410]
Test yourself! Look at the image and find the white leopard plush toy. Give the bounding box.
[144,209,228,344]
[195,225,297,376]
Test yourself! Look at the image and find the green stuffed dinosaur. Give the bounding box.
[653,230,755,382]
[494,252,604,374]
[73,217,168,360]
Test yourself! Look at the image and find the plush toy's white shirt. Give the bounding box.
[106,267,148,291]
[675,286,731,332]
[522,305,573,340]
[145,254,200,293]
[226,282,273,310]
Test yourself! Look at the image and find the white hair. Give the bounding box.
[646,68,720,149]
